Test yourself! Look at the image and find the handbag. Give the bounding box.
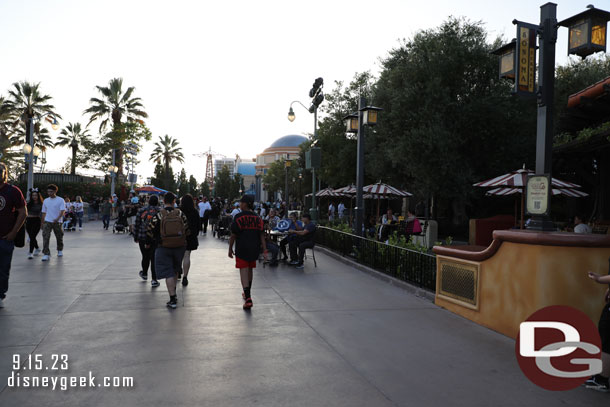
[14,223,26,248]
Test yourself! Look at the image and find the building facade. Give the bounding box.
[255,134,308,202]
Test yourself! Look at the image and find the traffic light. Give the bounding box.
[309,77,323,98]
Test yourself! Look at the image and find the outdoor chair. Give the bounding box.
[303,245,317,267]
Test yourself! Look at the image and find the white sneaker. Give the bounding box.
[28,253,33,259]
[79,227,82,231]
[33,248,41,256]
[57,251,63,257]
[42,255,50,261]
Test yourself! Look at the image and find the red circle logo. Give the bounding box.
[515,305,602,391]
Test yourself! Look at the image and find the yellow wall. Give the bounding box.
[435,243,610,339]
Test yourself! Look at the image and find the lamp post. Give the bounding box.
[108,148,119,196]
[284,159,292,204]
[493,3,610,230]
[343,101,382,236]
[287,77,324,222]
[24,115,58,200]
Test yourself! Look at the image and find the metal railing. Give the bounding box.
[315,226,437,291]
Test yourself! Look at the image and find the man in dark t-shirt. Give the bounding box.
[288,213,316,269]
[0,163,27,307]
[229,195,267,310]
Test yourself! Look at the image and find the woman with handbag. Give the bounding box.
[26,189,43,259]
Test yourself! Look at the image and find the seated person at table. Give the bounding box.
[288,214,316,269]
[574,214,592,234]
[405,209,422,236]
[263,232,280,267]
[381,208,397,225]
[265,209,281,230]
[280,212,303,260]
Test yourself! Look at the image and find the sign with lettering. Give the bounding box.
[526,175,551,216]
[517,24,536,95]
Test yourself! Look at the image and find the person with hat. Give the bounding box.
[228,195,267,309]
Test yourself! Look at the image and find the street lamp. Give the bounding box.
[558,5,610,57]
[287,77,325,221]
[343,98,382,236]
[493,3,610,230]
[108,164,119,197]
[288,107,296,122]
[491,39,517,80]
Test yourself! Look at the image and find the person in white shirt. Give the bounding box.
[41,184,66,261]
[574,215,592,234]
[73,196,84,231]
[198,196,212,235]
[328,202,336,221]
[230,203,241,218]
[338,202,346,220]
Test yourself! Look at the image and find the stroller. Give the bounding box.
[112,210,130,234]
[215,215,233,239]
[62,211,77,232]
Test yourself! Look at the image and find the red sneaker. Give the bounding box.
[243,298,253,309]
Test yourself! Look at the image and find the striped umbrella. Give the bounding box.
[316,187,343,197]
[473,167,582,189]
[362,182,412,223]
[474,166,586,228]
[363,182,412,197]
[333,185,357,196]
[486,187,588,198]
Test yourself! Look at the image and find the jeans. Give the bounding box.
[201,215,209,234]
[139,241,157,280]
[102,215,110,229]
[42,222,64,255]
[267,241,279,263]
[0,239,15,299]
[26,217,41,253]
[76,211,84,228]
[289,239,315,264]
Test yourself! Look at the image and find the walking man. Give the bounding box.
[41,184,66,261]
[198,196,211,235]
[101,197,112,230]
[135,195,160,288]
[228,195,267,310]
[146,192,189,309]
[586,266,610,391]
[0,163,27,307]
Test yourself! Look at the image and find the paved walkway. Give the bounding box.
[0,222,605,406]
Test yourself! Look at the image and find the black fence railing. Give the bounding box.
[315,226,437,291]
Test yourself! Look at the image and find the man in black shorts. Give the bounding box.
[228,195,267,310]
[587,262,610,392]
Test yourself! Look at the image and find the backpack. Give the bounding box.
[159,209,186,248]
[139,207,158,236]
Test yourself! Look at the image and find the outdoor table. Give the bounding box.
[269,230,289,242]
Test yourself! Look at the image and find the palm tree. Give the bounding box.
[0,96,19,173]
[55,122,91,175]
[84,78,147,176]
[8,81,61,146]
[150,135,184,188]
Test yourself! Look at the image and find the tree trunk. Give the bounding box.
[71,146,77,175]
[164,162,170,191]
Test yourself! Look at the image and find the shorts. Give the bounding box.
[127,216,135,225]
[155,246,186,279]
[235,257,256,269]
[599,303,610,354]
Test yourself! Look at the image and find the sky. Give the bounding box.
[0,0,595,183]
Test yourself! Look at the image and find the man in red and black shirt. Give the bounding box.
[228,195,267,310]
[0,163,27,307]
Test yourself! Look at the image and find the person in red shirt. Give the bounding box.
[0,163,27,308]
[228,195,267,310]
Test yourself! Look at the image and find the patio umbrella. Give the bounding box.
[474,166,587,229]
[135,185,168,195]
[316,187,343,197]
[363,182,413,222]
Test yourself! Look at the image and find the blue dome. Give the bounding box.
[269,135,308,148]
